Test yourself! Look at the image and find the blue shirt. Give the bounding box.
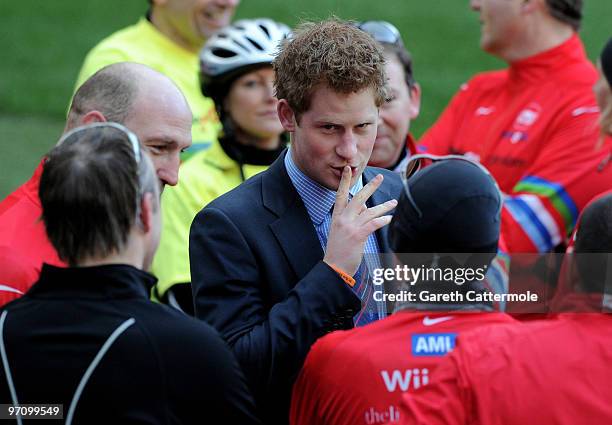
[284,149,386,323]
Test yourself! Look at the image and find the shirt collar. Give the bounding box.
[284,148,362,225]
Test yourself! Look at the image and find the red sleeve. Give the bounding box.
[400,351,471,425]
[0,247,39,307]
[501,96,602,253]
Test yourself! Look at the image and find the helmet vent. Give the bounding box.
[211,47,237,58]
[245,36,263,51]
[231,39,250,52]
[259,24,270,38]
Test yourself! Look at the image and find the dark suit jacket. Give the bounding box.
[190,151,402,424]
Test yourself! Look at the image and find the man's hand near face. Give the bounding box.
[323,165,398,276]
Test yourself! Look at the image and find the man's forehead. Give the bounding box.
[306,101,379,125]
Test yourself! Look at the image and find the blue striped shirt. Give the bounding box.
[284,149,386,322]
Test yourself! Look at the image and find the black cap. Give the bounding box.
[390,160,501,255]
[601,38,612,89]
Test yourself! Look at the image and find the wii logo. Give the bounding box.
[380,368,429,392]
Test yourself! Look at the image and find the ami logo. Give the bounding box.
[411,333,456,356]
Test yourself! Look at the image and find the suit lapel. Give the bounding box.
[263,151,324,280]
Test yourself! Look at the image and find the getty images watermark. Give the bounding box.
[364,253,547,310]
[366,252,612,313]
[370,263,537,304]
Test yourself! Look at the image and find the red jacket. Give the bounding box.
[0,160,65,305]
[290,311,515,425]
[419,34,608,253]
[553,166,612,308]
[401,312,612,425]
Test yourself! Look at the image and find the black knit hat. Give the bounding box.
[601,38,612,89]
[390,160,501,255]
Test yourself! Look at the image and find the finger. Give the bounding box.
[333,166,352,215]
[350,174,384,210]
[358,199,398,223]
[362,214,393,236]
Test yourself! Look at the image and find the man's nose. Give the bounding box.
[470,0,482,12]
[335,131,358,161]
[156,157,180,187]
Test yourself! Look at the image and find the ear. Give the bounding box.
[408,83,422,120]
[80,110,107,125]
[277,99,297,132]
[139,192,155,234]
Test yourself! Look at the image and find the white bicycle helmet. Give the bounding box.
[200,18,291,99]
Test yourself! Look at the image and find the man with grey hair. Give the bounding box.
[0,62,192,305]
[0,123,260,424]
[419,0,606,255]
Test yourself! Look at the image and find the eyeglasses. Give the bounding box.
[357,20,404,48]
[56,122,142,165]
[400,153,503,219]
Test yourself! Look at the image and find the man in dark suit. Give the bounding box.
[189,19,402,424]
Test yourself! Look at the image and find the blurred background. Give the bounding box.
[1,0,609,198]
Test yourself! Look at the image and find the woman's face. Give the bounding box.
[594,61,612,112]
[225,67,284,145]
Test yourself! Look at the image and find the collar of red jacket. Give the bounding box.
[406,133,417,156]
[23,158,46,208]
[508,33,586,84]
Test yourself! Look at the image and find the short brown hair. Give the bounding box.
[273,18,387,120]
[545,0,582,31]
[40,124,158,266]
[67,63,138,130]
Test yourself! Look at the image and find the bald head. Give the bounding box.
[67,62,189,131]
[66,62,193,188]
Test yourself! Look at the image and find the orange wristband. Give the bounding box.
[329,263,356,287]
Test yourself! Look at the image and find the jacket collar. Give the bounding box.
[508,33,587,85]
[261,150,397,279]
[27,263,157,300]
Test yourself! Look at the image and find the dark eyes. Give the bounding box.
[242,79,260,88]
[321,123,371,132]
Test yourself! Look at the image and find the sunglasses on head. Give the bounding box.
[357,20,404,48]
[57,122,142,165]
[400,153,502,219]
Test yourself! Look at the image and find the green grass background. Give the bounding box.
[1,0,610,198]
